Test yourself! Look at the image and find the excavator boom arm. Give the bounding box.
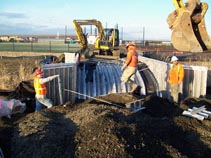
[73,19,106,50]
[172,0,184,9]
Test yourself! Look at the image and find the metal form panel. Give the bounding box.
[76,61,160,100]
[139,56,208,99]
[42,63,77,105]
[42,60,160,104]
[77,62,125,99]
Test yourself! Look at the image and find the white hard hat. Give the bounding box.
[171,56,178,62]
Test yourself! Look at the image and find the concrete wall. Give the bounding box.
[139,56,208,99]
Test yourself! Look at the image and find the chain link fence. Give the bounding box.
[0,40,80,53]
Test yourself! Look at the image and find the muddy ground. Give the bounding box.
[0,55,211,158]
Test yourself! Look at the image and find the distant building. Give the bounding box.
[0,36,9,42]
[145,40,172,46]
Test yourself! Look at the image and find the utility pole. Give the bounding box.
[65,25,67,43]
[121,27,123,41]
[84,27,86,34]
[115,23,118,29]
[94,28,97,35]
[90,25,92,34]
[143,27,145,46]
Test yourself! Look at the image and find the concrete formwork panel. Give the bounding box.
[42,60,160,104]
[76,61,160,100]
[42,63,77,105]
[139,56,208,99]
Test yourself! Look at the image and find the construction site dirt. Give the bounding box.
[0,54,211,158]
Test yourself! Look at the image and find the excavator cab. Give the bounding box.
[95,28,120,55]
[167,0,211,52]
[103,28,119,47]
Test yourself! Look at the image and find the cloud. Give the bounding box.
[0,22,75,35]
[0,22,41,34]
[0,12,27,19]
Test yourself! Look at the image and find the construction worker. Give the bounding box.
[34,68,59,111]
[121,42,138,93]
[167,56,184,105]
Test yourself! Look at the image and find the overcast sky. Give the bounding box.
[0,0,211,41]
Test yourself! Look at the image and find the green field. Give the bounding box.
[0,40,81,53]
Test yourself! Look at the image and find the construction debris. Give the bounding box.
[0,99,26,119]
[182,105,211,121]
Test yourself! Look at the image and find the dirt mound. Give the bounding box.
[1,94,211,158]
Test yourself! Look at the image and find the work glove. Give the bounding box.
[54,75,59,78]
[51,74,59,79]
[47,75,59,81]
[121,64,127,71]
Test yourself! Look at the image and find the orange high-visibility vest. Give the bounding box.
[168,63,184,84]
[34,77,47,95]
[125,46,138,67]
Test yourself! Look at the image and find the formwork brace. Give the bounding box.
[64,89,126,109]
[64,88,145,113]
[58,76,63,105]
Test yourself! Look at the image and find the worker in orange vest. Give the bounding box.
[121,42,139,93]
[34,68,59,111]
[167,56,184,105]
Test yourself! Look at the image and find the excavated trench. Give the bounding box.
[0,56,161,111]
[1,54,211,158]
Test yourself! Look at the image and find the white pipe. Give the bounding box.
[58,76,63,105]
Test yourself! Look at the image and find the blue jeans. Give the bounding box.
[35,99,44,111]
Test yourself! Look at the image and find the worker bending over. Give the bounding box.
[167,56,184,105]
[121,42,138,93]
[34,68,59,111]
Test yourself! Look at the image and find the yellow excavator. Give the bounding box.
[72,19,119,58]
[168,0,211,52]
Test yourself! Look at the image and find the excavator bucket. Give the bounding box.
[167,0,211,52]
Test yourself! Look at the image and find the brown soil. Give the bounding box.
[1,93,211,158]
[0,54,211,158]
